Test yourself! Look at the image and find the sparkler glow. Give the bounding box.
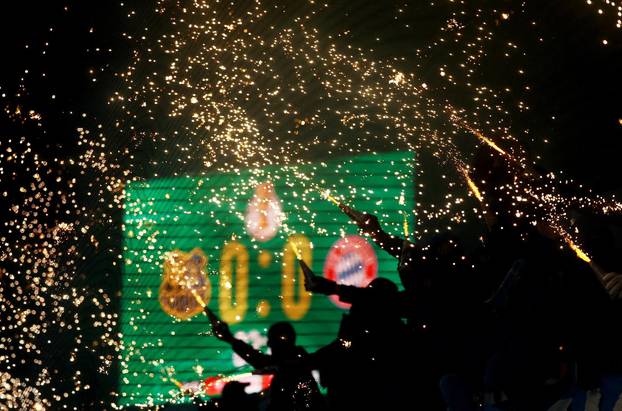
[323,190,341,207]
[190,288,208,310]
[402,211,410,239]
[460,167,484,203]
[453,118,510,157]
[290,240,303,261]
[169,378,184,390]
[565,238,592,264]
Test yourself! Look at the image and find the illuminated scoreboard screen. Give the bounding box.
[118,151,414,406]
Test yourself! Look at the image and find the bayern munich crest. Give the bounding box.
[159,248,211,320]
[323,235,378,309]
[245,182,284,242]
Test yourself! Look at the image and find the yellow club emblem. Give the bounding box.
[159,248,211,320]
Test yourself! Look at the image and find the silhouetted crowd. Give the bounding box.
[192,151,622,411]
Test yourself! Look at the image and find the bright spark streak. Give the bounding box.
[459,167,484,202]
[470,128,508,157]
[169,378,184,389]
[564,237,592,263]
[290,240,302,260]
[402,212,410,238]
[453,117,509,156]
[322,190,341,207]
[189,288,207,309]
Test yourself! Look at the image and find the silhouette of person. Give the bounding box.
[207,308,326,411]
[300,260,413,410]
[560,210,622,391]
[334,146,576,409]
[334,210,485,409]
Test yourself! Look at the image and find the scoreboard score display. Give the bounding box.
[118,151,415,406]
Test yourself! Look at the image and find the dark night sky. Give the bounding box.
[1,1,620,190]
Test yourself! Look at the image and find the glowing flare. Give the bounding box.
[565,238,591,263]
[290,240,302,260]
[322,190,341,206]
[466,176,484,202]
[190,288,207,309]
[402,212,410,238]
[170,378,184,389]
[473,130,508,157]
[454,118,509,156]
[460,168,484,202]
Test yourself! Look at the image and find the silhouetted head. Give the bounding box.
[267,321,296,357]
[366,277,398,295]
[350,277,400,319]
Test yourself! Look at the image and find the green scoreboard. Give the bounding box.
[118,151,415,406]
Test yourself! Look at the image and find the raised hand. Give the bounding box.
[339,204,381,234]
[298,259,338,295]
[356,213,382,235]
[339,203,365,223]
[603,272,622,299]
[299,259,315,288]
[205,307,235,342]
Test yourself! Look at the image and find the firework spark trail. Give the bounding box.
[2,0,622,408]
[550,223,609,288]
[322,190,341,207]
[279,2,622,266]
[116,0,480,242]
[115,0,517,233]
[450,115,509,157]
[460,167,484,203]
[84,6,622,409]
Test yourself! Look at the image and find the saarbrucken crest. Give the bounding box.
[159,248,211,320]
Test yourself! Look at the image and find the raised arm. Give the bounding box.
[229,339,272,370]
[300,259,369,304]
[206,307,272,369]
[340,205,409,258]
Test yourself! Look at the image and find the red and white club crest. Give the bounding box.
[245,182,284,242]
[323,235,378,309]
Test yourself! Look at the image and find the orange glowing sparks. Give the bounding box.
[459,167,484,202]
[170,378,184,389]
[564,237,592,264]
[402,211,410,238]
[6,1,622,407]
[453,117,509,157]
[472,130,508,157]
[322,190,341,207]
[466,176,484,202]
[190,288,207,309]
[290,240,303,260]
